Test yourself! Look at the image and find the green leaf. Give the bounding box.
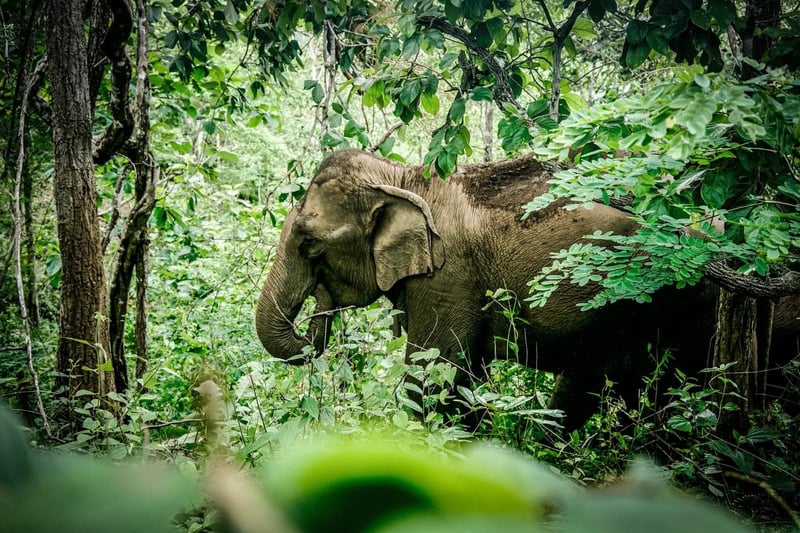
[364,80,385,108]
[700,174,732,209]
[321,131,345,148]
[402,33,422,58]
[164,30,177,48]
[301,395,320,419]
[646,29,670,56]
[472,21,492,48]
[571,18,597,40]
[471,87,493,102]
[707,0,736,29]
[486,17,505,44]
[694,73,710,89]
[527,99,549,118]
[689,9,712,30]
[627,20,648,44]
[588,0,607,22]
[449,98,466,122]
[677,94,715,135]
[344,120,362,137]
[399,80,421,107]
[625,41,651,69]
[309,83,323,104]
[421,92,440,114]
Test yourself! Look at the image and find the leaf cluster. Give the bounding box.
[527,67,800,307]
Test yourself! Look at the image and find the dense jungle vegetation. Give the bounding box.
[1,0,800,531]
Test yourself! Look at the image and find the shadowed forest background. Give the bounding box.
[1,0,800,531]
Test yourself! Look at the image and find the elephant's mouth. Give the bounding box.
[315,266,380,308]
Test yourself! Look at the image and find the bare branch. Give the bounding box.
[705,261,800,298]
[369,121,404,152]
[92,0,134,164]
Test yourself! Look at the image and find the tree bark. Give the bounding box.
[712,290,757,432]
[134,241,149,382]
[740,0,781,80]
[22,149,40,327]
[45,0,114,398]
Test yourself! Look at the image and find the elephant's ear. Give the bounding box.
[371,184,445,292]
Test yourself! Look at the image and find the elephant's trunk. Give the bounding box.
[255,215,332,362]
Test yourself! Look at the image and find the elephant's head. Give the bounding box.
[256,151,445,361]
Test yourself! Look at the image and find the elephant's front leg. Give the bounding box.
[401,286,485,425]
[547,370,604,431]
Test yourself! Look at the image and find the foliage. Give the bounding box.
[526,66,800,308]
[1,0,799,529]
[0,406,757,533]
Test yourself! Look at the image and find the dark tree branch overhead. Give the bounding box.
[416,15,527,117]
[26,55,51,124]
[705,261,800,298]
[92,0,134,164]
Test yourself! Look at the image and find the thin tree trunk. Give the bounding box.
[134,241,149,382]
[45,0,114,399]
[22,151,40,327]
[549,39,562,122]
[755,299,774,410]
[13,37,52,438]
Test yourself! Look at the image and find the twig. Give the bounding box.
[144,418,204,430]
[369,121,404,152]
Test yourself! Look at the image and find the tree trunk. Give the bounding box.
[134,242,149,382]
[549,38,562,122]
[740,0,781,80]
[712,290,757,432]
[710,0,783,432]
[45,0,114,398]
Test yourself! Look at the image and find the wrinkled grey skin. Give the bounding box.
[256,150,799,426]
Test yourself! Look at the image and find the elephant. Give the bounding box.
[255,149,799,427]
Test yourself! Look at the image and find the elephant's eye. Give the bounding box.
[299,236,323,259]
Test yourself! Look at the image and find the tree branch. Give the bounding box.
[369,121,404,152]
[92,0,134,164]
[108,0,158,392]
[26,55,51,123]
[705,261,800,298]
[416,15,528,118]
